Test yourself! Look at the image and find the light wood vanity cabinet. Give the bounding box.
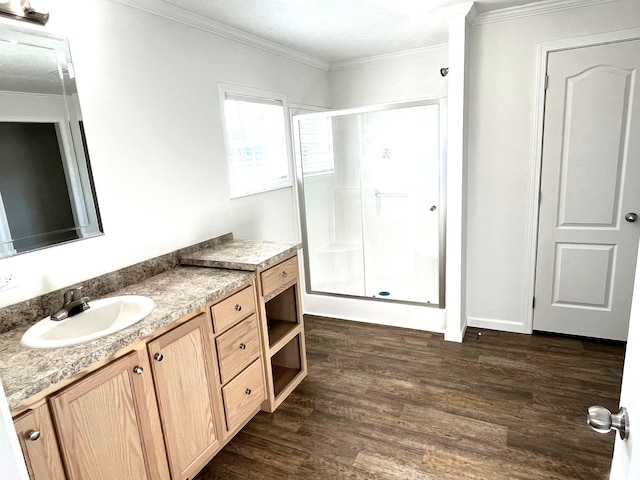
[257,254,307,413]
[50,350,170,480]
[13,403,66,480]
[12,280,270,480]
[147,311,221,480]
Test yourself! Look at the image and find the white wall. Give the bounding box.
[0,0,330,309]
[329,45,448,108]
[465,0,640,332]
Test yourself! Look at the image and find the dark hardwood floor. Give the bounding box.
[195,315,626,479]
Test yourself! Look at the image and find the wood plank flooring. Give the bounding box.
[195,315,626,479]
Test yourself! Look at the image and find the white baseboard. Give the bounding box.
[467,315,530,334]
[444,322,467,343]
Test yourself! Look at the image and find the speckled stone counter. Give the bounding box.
[180,239,301,271]
[0,266,254,409]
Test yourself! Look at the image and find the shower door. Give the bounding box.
[295,99,445,306]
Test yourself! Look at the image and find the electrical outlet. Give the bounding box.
[0,272,18,292]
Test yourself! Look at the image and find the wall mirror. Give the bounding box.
[0,22,102,259]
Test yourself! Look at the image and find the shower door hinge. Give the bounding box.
[544,74,549,91]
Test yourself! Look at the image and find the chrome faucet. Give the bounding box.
[50,287,90,321]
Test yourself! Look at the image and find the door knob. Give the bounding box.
[587,406,629,440]
[625,212,637,222]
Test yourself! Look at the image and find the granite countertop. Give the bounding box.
[181,239,301,271]
[0,266,254,409]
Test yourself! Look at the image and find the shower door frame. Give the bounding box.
[293,97,447,308]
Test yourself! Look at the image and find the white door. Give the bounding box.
[534,40,640,341]
[609,237,640,479]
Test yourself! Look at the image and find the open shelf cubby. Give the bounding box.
[271,334,302,398]
[265,284,299,348]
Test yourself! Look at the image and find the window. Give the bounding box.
[297,116,334,176]
[221,85,291,198]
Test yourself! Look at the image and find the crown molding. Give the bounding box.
[330,44,448,71]
[113,0,623,72]
[473,0,620,24]
[440,2,477,20]
[112,0,331,71]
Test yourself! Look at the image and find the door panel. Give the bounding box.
[552,243,615,308]
[559,67,631,227]
[534,40,640,340]
[610,237,640,478]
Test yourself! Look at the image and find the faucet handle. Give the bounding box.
[64,286,85,302]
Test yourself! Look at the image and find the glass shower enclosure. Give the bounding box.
[294,99,445,306]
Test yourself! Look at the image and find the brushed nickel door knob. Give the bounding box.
[587,406,629,440]
[133,366,144,375]
[154,353,164,362]
[625,212,638,222]
[26,430,40,441]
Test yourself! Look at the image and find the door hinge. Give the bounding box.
[544,74,549,91]
[532,297,536,309]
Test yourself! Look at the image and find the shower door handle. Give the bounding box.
[375,192,408,198]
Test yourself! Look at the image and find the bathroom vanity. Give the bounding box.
[0,235,306,480]
[181,238,308,413]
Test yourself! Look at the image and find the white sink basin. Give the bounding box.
[21,295,155,349]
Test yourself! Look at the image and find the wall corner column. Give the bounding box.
[444,3,475,343]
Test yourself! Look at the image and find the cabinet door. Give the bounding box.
[148,312,221,480]
[13,404,66,480]
[50,351,170,480]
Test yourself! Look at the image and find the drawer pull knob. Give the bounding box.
[282,271,287,278]
[133,366,144,375]
[27,430,40,442]
[154,353,164,362]
[235,304,242,312]
[239,343,246,350]
[245,388,252,395]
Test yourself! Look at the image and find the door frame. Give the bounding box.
[524,27,640,334]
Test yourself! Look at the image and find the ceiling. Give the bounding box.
[158,0,549,63]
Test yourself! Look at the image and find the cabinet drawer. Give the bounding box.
[216,314,261,384]
[222,359,265,432]
[260,256,298,298]
[211,285,255,333]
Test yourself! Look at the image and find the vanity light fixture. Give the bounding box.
[0,0,49,25]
